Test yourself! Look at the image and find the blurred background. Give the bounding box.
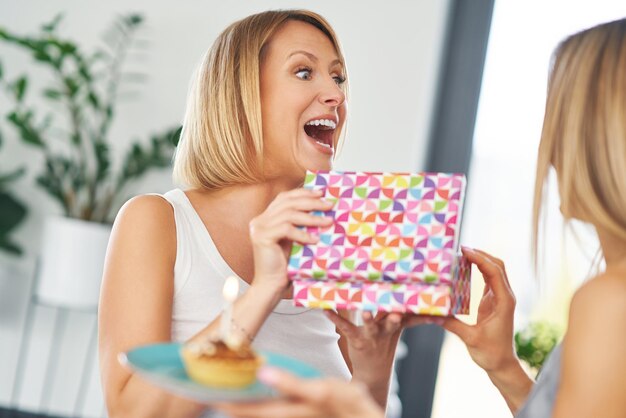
[1,1,625,417]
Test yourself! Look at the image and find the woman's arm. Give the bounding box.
[332,311,403,410]
[184,188,334,345]
[100,189,334,417]
[404,247,534,414]
[99,195,206,418]
[552,273,626,418]
[214,367,385,418]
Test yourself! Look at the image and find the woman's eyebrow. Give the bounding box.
[287,50,343,67]
[288,50,318,62]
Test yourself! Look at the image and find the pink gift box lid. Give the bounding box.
[287,171,467,285]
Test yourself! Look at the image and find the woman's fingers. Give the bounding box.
[472,248,514,293]
[382,313,403,334]
[461,247,513,303]
[216,401,320,418]
[325,310,360,339]
[265,211,333,229]
[269,192,334,214]
[402,314,442,328]
[250,193,334,247]
[362,311,379,338]
[213,368,327,418]
[441,316,475,345]
[401,314,476,346]
[260,367,333,404]
[251,215,332,245]
[215,369,357,418]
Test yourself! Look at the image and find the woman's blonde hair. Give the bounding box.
[173,10,348,189]
[533,18,626,265]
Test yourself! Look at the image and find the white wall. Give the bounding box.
[0,0,450,416]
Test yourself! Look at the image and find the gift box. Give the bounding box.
[288,171,471,316]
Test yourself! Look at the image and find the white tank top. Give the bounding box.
[161,188,351,380]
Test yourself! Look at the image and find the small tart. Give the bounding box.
[181,340,262,388]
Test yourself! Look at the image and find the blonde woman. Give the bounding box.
[98,10,404,418]
[216,17,626,418]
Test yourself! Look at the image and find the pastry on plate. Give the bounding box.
[181,339,262,388]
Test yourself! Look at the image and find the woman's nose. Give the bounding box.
[318,79,346,107]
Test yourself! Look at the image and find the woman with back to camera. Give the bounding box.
[98,9,404,418]
[216,17,626,418]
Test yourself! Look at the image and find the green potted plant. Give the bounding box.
[0,136,27,256]
[0,14,180,308]
[515,320,562,377]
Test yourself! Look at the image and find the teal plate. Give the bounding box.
[120,343,321,403]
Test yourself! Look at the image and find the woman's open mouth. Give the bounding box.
[304,118,336,154]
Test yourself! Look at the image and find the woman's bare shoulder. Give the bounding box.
[555,268,626,416]
[115,194,174,223]
[108,194,177,261]
[570,268,626,318]
[565,268,626,350]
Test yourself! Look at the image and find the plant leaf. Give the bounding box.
[0,167,26,188]
[126,14,144,26]
[0,190,27,236]
[87,91,100,109]
[94,140,110,181]
[14,76,28,102]
[41,13,64,33]
[43,88,63,100]
[6,111,45,147]
[63,76,79,97]
[0,238,22,255]
[169,125,182,146]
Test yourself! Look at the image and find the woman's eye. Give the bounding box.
[333,75,346,85]
[295,68,312,80]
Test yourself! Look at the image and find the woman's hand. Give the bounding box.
[213,367,384,418]
[444,247,519,372]
[185,189,334,348]
[248,188,333,294]
[406,247,533,413]
[326,310,403,408]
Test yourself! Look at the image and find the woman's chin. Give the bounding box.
[298,153,334,173]
[302,160,333,174]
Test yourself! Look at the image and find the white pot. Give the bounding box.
[36,216,111,310]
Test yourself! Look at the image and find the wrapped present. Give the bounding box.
[287,171,471,316]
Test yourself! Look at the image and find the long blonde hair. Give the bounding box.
[533,18,626,265]
[173,10,348,189]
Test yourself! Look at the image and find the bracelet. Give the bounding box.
[231,319,255,344]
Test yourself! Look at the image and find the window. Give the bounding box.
[432,2,626,417]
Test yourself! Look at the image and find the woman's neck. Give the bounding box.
[193,177,304,221]
[596,227,626,269]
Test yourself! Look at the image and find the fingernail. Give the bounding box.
[461,246,474,253]
[258,367,279,385]
[424,317,444,325]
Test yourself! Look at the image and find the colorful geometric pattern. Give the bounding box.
[293,254,471,315]
[288,171,471,316]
